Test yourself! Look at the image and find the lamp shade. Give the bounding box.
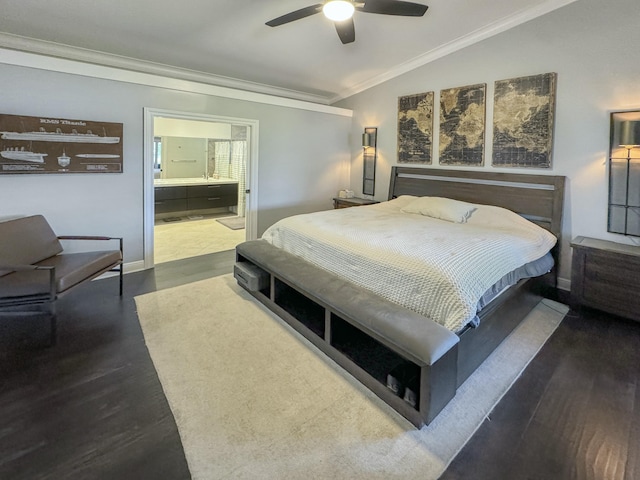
[620,120,640,147]
[362,133,371,147]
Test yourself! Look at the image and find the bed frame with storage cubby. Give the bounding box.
[234,167,565,427]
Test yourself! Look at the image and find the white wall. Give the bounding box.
[335,0,640,287]
[0,62,352,266]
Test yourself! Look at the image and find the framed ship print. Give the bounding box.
[0,113,123,174]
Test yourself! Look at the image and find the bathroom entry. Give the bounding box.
[145,112,255,266]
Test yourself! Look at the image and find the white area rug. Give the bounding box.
[135,275,568,480]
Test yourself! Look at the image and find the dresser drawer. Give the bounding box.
[582,281,640,319]
[583,250,640,286]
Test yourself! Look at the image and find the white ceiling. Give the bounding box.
[0,0,575,104]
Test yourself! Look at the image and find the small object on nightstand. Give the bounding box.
[571,236,640,322]
[338,189,355,198]
[333,197,379,209]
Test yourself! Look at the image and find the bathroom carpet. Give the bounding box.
[215,216,245,230]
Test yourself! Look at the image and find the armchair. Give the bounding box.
[0,215,123,345]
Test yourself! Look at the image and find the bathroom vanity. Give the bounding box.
[154,178,239,216]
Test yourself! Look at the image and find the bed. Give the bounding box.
[234,166,565,427]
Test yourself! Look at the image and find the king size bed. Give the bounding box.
[234,166,565,427]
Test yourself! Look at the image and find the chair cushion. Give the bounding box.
[0,215,62,277]
[38,251,122,293]
[0,251,122,299]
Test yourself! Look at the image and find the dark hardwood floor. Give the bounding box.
[441,304,640,480]
[0,250,234,480]
[1,250,638,479]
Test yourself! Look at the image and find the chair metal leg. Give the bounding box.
[50,313,57,346]
[119,264,123,296]
[47,301,57,347]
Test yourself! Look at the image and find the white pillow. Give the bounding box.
[400,196,477,223]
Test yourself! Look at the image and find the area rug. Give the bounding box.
[135,275,568,480]
[215,216,245,230]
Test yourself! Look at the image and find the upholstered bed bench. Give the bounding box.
[0,215,123,345]
[235,239,469,427]
[235,238,543,427]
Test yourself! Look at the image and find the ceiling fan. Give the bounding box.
[265,0,429,45]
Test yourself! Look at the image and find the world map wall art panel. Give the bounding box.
[397,92,434,164]
[492,72,557,168]
[439,83,486,166]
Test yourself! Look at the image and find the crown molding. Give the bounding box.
[331,0,578,103]
[0,32,352,117]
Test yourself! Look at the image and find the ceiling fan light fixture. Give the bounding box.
[322,1,355,21]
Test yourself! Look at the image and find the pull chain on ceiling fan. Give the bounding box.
[266,0,429,45]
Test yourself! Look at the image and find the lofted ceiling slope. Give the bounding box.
[0,0,576,104]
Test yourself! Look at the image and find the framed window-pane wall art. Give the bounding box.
[609,110,640,236]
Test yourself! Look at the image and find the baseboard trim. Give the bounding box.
[557,276,570,292]
[96,259,146,281]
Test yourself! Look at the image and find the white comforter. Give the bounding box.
[261,196,557,332]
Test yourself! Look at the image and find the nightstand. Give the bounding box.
[571,236,640,321]
[333,197,379,209]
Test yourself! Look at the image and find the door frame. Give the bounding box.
[142,107,259,269]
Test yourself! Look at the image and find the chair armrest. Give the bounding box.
[57,235,121,241]
[57,236,123,257]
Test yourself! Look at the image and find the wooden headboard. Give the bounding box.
[388,166,565,241]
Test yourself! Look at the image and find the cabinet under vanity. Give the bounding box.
[154,179,239,217]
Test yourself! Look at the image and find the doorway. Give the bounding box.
[143,108,259,269]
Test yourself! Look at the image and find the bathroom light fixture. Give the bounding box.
[323,1,355,21]
[362,127,377,196]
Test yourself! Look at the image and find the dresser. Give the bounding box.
[571,236,640,321]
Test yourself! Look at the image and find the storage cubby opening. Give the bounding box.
[273,278,325,338]
[330,314,420,408]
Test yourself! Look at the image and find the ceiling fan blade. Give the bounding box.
[266,4,323,27]
[356,0,428,17]
[334,18,355,44]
